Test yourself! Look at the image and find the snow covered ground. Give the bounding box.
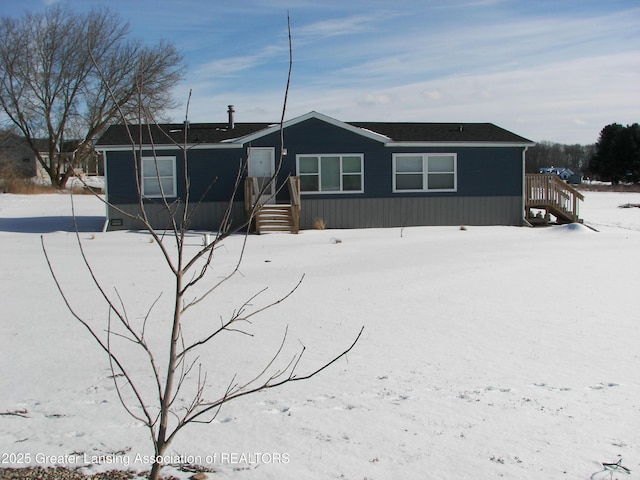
[0,191,638,480]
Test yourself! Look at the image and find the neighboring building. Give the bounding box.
[96,110,534,232]
[538,167,582,185]
[0,134,101,180]
[0,134,41,178]
[57,139,103,176]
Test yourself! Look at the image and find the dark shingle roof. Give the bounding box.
[348,122,533,143]
[96,115,533,146]
[96,122,271,146]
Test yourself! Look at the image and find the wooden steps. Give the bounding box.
[255,204,297,233]
[245,176,300,234]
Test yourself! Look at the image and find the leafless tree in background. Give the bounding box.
[0,4,183,188]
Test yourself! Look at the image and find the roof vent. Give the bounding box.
[227,105,235,130]
[458,125,464,132]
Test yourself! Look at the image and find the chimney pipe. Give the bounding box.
[227,105,235,130]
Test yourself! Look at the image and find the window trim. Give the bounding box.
[296,153,364,194]
[392,153,457,193]
[141,156,177,198]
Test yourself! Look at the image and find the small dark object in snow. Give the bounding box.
[619,203,640,208]
[0,409,28,418]
[602,458,631,474]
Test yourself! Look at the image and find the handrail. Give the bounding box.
[287,176,300,233]
[287,176,301,206]
[525,174,583,222]
[244,176,260,214]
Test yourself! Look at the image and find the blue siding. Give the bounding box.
[106,148,249,204]
[249,117,384,200]
[105,151,140,204]
[246,118,524,199]
[185,149,248,201]
[457,147,523,196]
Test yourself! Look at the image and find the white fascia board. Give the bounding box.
[97,143,244,152]
[385,141,536,148]
[229,111,391,144]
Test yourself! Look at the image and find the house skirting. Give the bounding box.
[105,201,245,231]
[299,196,524,229]
[106,195,523,231]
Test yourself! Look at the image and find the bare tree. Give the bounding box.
[0,4,183,189]
[42,15,362,480]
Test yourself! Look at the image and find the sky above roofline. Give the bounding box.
[3,0,639,144]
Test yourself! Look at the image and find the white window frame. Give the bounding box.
[392,153,457,192]
[141,156,177,198]
[296,154,364,194]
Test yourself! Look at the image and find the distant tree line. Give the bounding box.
[526,123,639,184]
[525,141,595,175]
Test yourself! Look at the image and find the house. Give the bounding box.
[96,110,535,232]
[0,134,42,178]
[36,139,102,178]
[538,167,582,185]
[0,134,101,181]
[56,139,103,177]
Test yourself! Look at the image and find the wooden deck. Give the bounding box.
[245,176,300,233]
[525,174,584,224]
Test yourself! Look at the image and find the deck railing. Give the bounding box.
[244,176,260,217]
[525,174,584,223]
[287,176,301,233]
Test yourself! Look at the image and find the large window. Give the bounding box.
[393,153,456,192]
[141,156,176,198]
[297,154,363,193]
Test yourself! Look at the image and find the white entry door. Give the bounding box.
[248,147,276,205]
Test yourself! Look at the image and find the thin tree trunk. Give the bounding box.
[150,270,183,480]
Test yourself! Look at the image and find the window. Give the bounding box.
[297,154,363,193]
[141,156,176,197]
[393,153,456,192]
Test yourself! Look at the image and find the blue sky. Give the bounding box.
[4,0,639,144]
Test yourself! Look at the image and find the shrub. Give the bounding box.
[0,165,54,194]
[312,217,326,230]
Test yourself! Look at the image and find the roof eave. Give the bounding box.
[384,141,536,148]
[95,143,244,152]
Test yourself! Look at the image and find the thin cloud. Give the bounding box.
[424,90,445,101]
[194,42,288,80]
[330,6,639,83]
[196,55,262,78]
[293,13,386,41]
[355,92,392,107]
[433,0,508,7]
